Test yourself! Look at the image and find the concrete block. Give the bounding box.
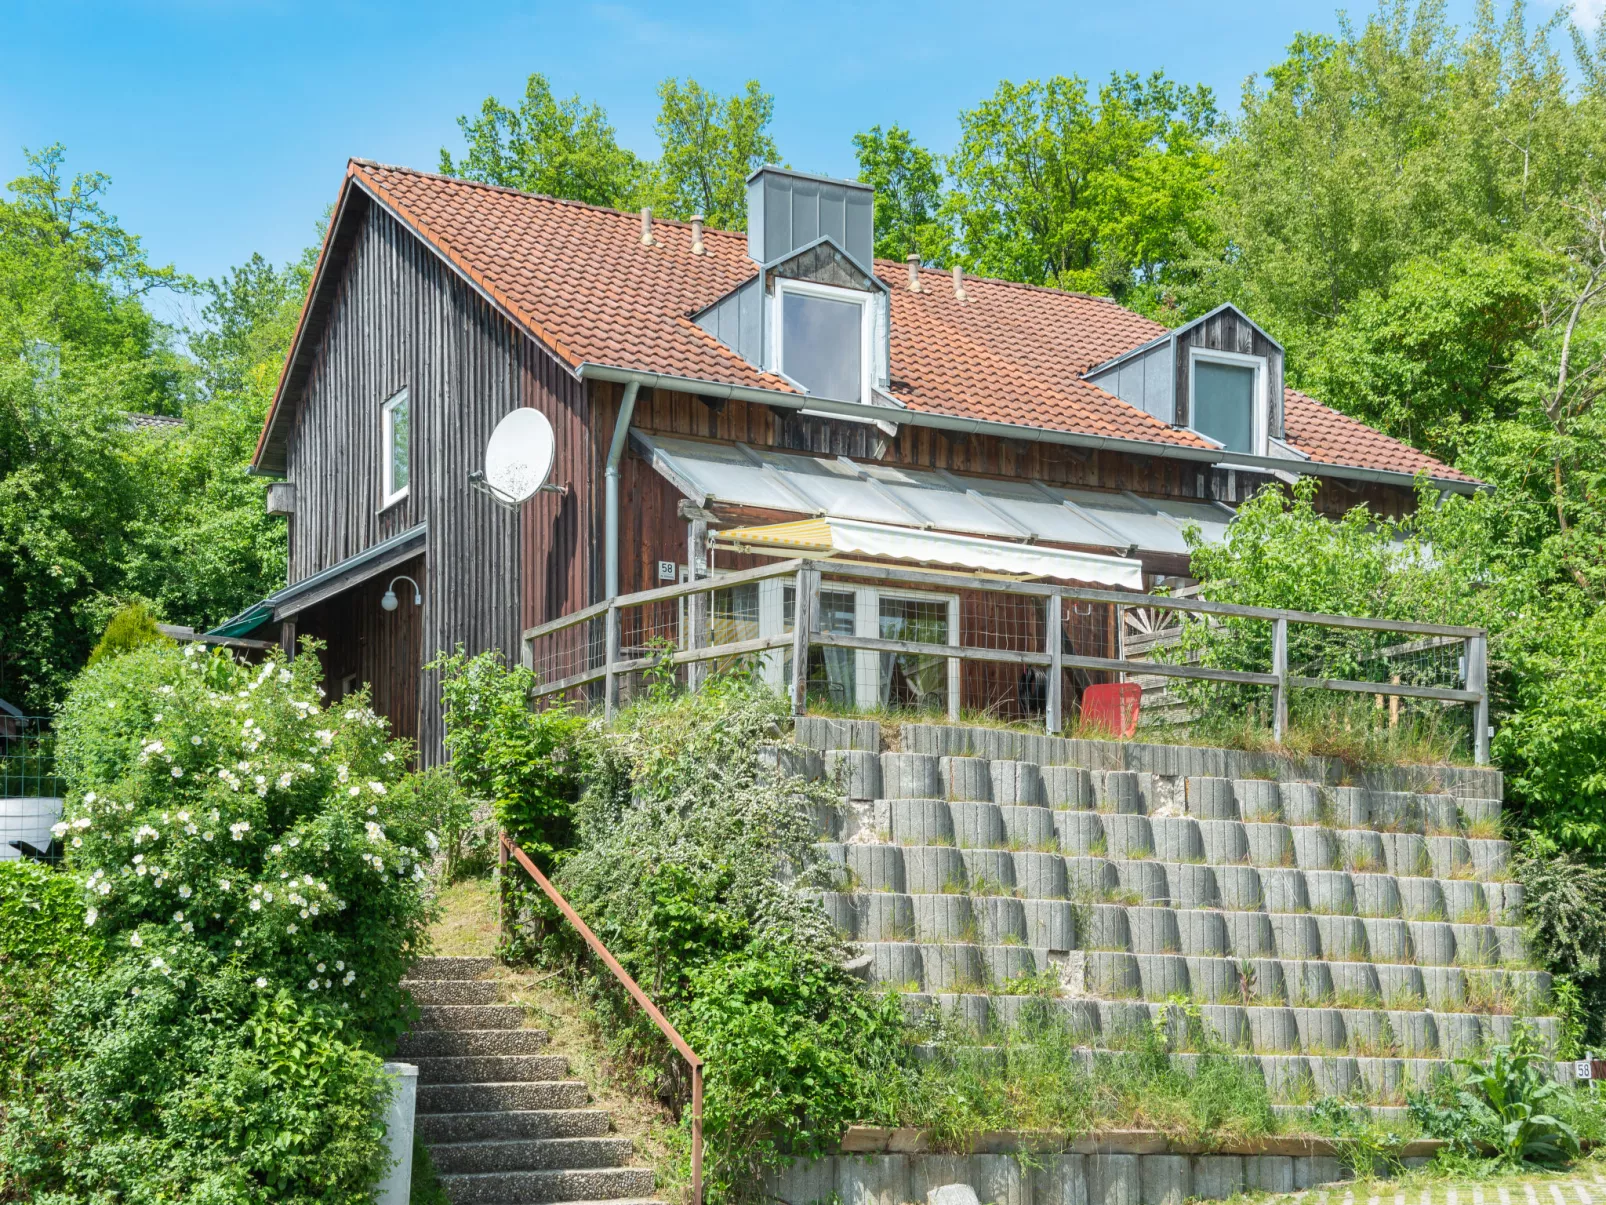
[1102,814,1154,859]
[866,942,924,989]
[1383,833,1432,878]
[951,802,1006,850]
[860,893,912,941]
[1244,1155,1294,1194]
[960,850,1016,893]
[1493,925,1529,965]
[1436,1012,1483,1059]
[1470,838,1512,880]
[943,757,994,803]
[1270,913,1321,960]
[1377,967,1428,1013]
[1190,1156,1243,1201]
[1087,951,1142,997]
[770,1154,837,1204]
[1055,998,1101,1041]
[798,716,881,752]
[984,944,1041,990]
[1342,1009,1387,1055]
[890,799,955,846]
[1451,923,1499,966]
[1280,782,1324,826]
[1150,816,1203,863]
[1293,1156,1345,1189]
[1293,1006,1348,1052]
[1420,965,1467,1011]
[1283,960,1334,1007]
[1398,876,1446,921]
[1211,865,1263,912]
[817,891,860,937]
[1186,777,1240,820]
[972,897,1027,946]
[971,1154,1027,1205]
[1352,873,1402,919]
[1135,953,1190,999]
[1315,915,1370,963]
[1328,787,1371,828]
[921,943,986,992]
[1084,904,1133,951]
[1001,805,1057,853]
[1138,1154,1190,1205]
[1362,918,1411,964]
[1201,1003,1251,1048]
[928,1184,981,1205]
[1087,1154,1139,1205]
[914,894,974,943]
[1097,999,1152,1041]
[1309,1055,1360,1095]
[1458,797,1502,832]
[1492,880,1524,924]
[847,844,906,892]
[836,1153,910,1205]
[883,754,943,800]
[1223,910,1275,958]
[1259,868,1310,914]
[1056,811,1106,856]
[1258,1053,1313,1097]
[1407,921,1457,966]
[1187,956,1242,1003]
[1115,859,1170,903]
[1198,819,1250,865]
[1066,856,1120,897]
[1044,766,1096,809]
[1235,779,1283,822]
[1370,791,1423,833]
[1357,1055,1405,1100]
[1013,851,1067,900]
[990,760,1044,806]
[1329,961,1382,1005]
[1031,1155,1088,1205]
[1339,829,1387,874]
[1291,826,1338,871]
[901,847,964,895]
[1168,863,1220,909]
[1094,771,1143,814]
[1023,899,1077,951]
[1127,906,1181,954]
[1426,835,1472,880]
[1421,794,1461,834]
[827,749,883,801]
[1305,870,1356,915]
[1244,823,1293,868]
[1247,1004,1300,1052]
[1176,908,1230,956]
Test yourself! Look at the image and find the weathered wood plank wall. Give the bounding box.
[1173,309,1285,437]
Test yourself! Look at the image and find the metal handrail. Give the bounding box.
[498,835,704,1204]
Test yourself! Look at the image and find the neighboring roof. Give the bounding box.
[256,159,1475,487]
[126,412,184,432]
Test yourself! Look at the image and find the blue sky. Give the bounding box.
[2,0,1588,325]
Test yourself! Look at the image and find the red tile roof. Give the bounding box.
[265,159,1474,485]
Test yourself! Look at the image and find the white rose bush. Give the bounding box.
[0,641,440,1204]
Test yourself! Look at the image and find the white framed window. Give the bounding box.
[1187,348,1266,457]
[773,279,875,405]
[381,389,410,508]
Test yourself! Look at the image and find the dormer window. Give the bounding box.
[775,279,873,404]
[1189,348,1266,456]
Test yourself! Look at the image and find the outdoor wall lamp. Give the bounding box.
[381,575,422,613]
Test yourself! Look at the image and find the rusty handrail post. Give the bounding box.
[500,834,704,1205]
[496,830,509,950]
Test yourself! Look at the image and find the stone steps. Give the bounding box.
[400,956,662,1205]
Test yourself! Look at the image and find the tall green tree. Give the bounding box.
[439,73,645,208]
[651,78,779,229]
[943,72,1218,301]
[852,124,949,264]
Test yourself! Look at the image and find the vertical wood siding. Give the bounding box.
[1173,310,1285,438]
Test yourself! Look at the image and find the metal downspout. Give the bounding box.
[604,381,642,599]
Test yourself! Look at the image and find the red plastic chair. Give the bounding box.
[1081,682,1142,738]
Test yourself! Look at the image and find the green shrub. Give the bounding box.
[1515,838,1606,1049]
[1410,1030,1581,1167]
[0,641,439,1203]
[433,647,584,866]
[0,860,103,1083]
[87,600,174,667]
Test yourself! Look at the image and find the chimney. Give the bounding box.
[690,214,706,255]
[952,264,967,302]
[745,166,874,267]
[640,207,655,247]
[907,255,922,292]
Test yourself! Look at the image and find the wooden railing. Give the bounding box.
[523,558,1491,764]
[498,836,704,1204]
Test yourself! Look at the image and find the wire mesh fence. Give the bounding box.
[523,559,1490,762]
[1,716,62,798]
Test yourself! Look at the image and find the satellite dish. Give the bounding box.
[470,408,563,508]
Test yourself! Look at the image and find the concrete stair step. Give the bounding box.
[406,979,502,1005]
[398,1029,551,1058]
[428,1137,633,1174]
[419,1081,591,1115]
[417,1005,526,1031]
[418,1110,613,1145]
[439,1167,655,1204]
[412,956,499,980]
[416,1055,570,1085]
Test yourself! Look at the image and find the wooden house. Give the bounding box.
[215,161,1479,758]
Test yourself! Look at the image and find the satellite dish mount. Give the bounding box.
[469,408,567,510]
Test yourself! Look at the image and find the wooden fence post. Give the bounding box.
[1045,593,1064,735]
[791,566,818,716]
[1272,617,1289,744]
[1467,632,1489,766]
[604,602,619,720]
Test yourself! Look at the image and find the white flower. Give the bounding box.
[366,805,377,816]
[136,865,148,877]
[219,879,231,891]
[255,977,268,988]
[249,899,261,912]
[97,881,111,896]
[288,836,300,848]
[132,853,144,865]
[171,766,183,778]
[84,791,97,804]
[203,831,213,841]
[367,781,386,796]
[307,978,319,990]
[287,923,298,934]
[299,909,308,919]
[129,932,143,948]
[178,885,191,899]
[150,956,165,969]
[85,907,98,926]
[50,822,67,838]
[269,844,282,855]
[230,821,250,840]
[315,962,325,972]
[181,921,193,934]
[277,772,293,789]
[264,893,273,903]
[335,961,345,971]
[424,831,440,852]
[172,911,185,923]
[71,836,82,848]
[343,970,355,985]
[191,735,202,746]
[349,787,360,797]
[336,765,349,783]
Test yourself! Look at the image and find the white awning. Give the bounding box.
[633,432,1235,560]
[717,516,1146,588]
